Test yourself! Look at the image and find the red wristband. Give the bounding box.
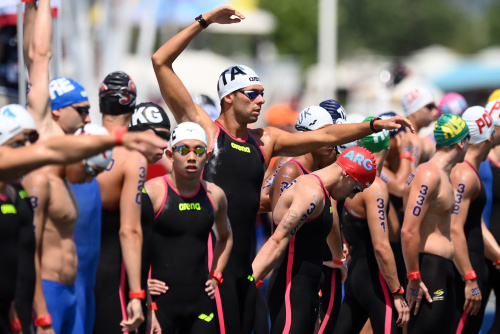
[333,258,345,266]
[391,285,405,296]
[34,314,52,327]
[129,289,146,300]
[464,270,477,280]
[148,302,157,311]
[256,280,264,288]
[209,270,224,284]
[496,259,500,266]
[400,151,415,162]
[407,271,421,280]
[22,0,36,2]
[10,319,22,332]
[114,128,127,146]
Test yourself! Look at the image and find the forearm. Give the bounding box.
[30,0,52,61]
[33,250,49,316]
[252,237,287,281]
[327,220,343,260]
[374,244,401,291]
[119,228,143,291]
[211,232,233,274]
[401,227,421,273]
[451,228,473,276]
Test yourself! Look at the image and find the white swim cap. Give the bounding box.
[0,115,23,145]
[0,104,36,130]
[75,124,113,168]
[217,65,262,101]
[170,122,207,147]
[295,106,334,132]
[461,106,494,144]
[402,87,434,116]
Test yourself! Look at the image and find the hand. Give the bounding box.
[146,310,162,334]
[148,278,168,296]
[120,298,145,332]
[322,260,348,283]
[204,6,245,25]
[122,131,168,158]
[393,295,410,327]
[464,280,482,315]
[406,279,432,315]
[376,115,415,133]
[36,326,55,334]
[205,279,218,299]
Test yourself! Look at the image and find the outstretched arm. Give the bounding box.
[0,131,167,181]
[152,6,245,147]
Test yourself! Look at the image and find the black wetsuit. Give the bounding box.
[11,182,36,332]
[94,190,154,334]
[334,204,402,334]
[0,188,24,333]
[482,158,500,334]
[266,174,332,334]
[150,177,217,333]
[202,122,266,334]
[452,161,488,334]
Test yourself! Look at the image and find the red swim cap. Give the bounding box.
[335,146,377,188]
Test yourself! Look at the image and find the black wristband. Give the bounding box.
[195,15,209,29]
[370,117,382,133]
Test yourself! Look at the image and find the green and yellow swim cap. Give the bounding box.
[358,116,390,153]
[434,114,469,146]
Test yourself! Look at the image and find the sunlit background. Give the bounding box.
[1,0,500,127]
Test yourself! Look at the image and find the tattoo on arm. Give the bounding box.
[412,184,428,217]
[279,210,298,231]
[452,183,466,215]
[377,198,386,232]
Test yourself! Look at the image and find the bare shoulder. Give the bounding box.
[294,174,325,200]
[145,176,165,196]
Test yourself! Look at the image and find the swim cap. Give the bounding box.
[74,124,113,168]
[337,113,366,153]
[358,117,390,153]
[461,106,494,144]
[217,65,262,101]
[0,115,23,145]
[130,102,171,131]
[265,104,298,126]
[438,92,467,116]
[379,111,404,137]
[402,87,434,116]
[335,146,377,188]
[295,106,334,132]
[485,89,500,126]
[170,122,207,147]
[49,77,89,111]
[99,71,137,115]
[0,104,36,130]
[434,114,469,146]
[193,94,220,121]
[318,99,347,124]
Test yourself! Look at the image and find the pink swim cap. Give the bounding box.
[438,92,468,116]
[335,146,377,188]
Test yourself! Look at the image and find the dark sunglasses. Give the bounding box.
[236,90,264,100]
[71,105,90,116]
[8,140,25,148]
[84,160,100,176]
[352,185,362,194]
[26,131,39,144]
[465,133,471,141]
[425,103,437,110]
[173,145,206,156]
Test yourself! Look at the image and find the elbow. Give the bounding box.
[119,226,142,240]
[373,243,391,260]
[400,226,412,245]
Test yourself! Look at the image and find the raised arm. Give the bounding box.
[24,0,52,130]
[0,131,167,181]
[152,6,244,145]
[450,167,482,316]
[206,183,233,298]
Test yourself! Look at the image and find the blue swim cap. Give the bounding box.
[319,99,347,124]
[49,77,89,111]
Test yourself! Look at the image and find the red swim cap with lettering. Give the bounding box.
[335,146,377,188]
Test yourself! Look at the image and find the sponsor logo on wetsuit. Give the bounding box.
[179,203,201,211]
[432,289,445,301]
[230,142,251,153]
[1,204,17,214]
